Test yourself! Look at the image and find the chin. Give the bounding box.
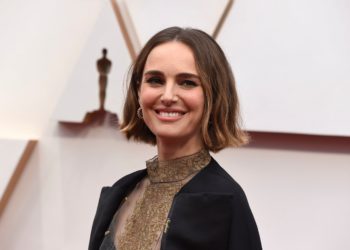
[155,129,200,143]
[154,131,183,140]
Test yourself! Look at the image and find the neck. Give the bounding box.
[156,136,204,161]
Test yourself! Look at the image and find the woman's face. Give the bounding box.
[139,41,205,147]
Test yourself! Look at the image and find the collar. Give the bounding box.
[146,149,211,183]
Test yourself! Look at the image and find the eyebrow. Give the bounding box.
[144,70,200,79]
[177,73,200,80]
[144,70,163,76]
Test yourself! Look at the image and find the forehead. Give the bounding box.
[143,41,198,75]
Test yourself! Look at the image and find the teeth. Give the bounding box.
[159,112,182,117]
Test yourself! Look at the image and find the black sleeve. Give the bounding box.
[88,187,110,250]
[228,191,262,249]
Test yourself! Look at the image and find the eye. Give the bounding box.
[145,76,164,85]
[179,80,198,88]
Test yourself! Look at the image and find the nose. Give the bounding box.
[160,82,178,105]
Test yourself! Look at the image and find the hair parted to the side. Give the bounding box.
[120,27,249,152]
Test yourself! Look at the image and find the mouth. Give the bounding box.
[158,111,183,117]
[155,109,186,120]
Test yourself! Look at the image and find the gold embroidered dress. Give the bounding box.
[110,150,211,250]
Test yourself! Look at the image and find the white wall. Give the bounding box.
[218,0,350,136]
[0,140,28,199]
[0,1,350,250]
[0,0,104,138]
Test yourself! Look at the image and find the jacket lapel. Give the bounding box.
[89,169,147,250]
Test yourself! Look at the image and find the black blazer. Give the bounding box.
[89,158,262,250]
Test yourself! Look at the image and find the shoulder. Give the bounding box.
[182,157,247,197]
[101,169,147,196]
[180,157,254,213]
[110,169,147,187]
[180,158,262,247]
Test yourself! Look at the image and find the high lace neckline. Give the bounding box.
[146,149,211,183]
[115,149,211,250]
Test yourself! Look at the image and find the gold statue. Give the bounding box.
[96,48,112,111]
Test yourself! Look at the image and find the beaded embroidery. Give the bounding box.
[116,150,211,250]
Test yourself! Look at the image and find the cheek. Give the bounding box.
[139,86,157,108]
[185,91,205,114]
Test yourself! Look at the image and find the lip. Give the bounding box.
[154,108,186,122]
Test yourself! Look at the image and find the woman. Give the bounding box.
[89,27,262,250]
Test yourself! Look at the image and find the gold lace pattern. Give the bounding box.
[116,149,211,250]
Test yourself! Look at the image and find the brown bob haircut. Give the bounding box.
[120,27,248,152]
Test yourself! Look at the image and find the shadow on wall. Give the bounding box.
[247,132,350,155]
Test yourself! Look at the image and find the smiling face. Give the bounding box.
[138,41,205,149]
